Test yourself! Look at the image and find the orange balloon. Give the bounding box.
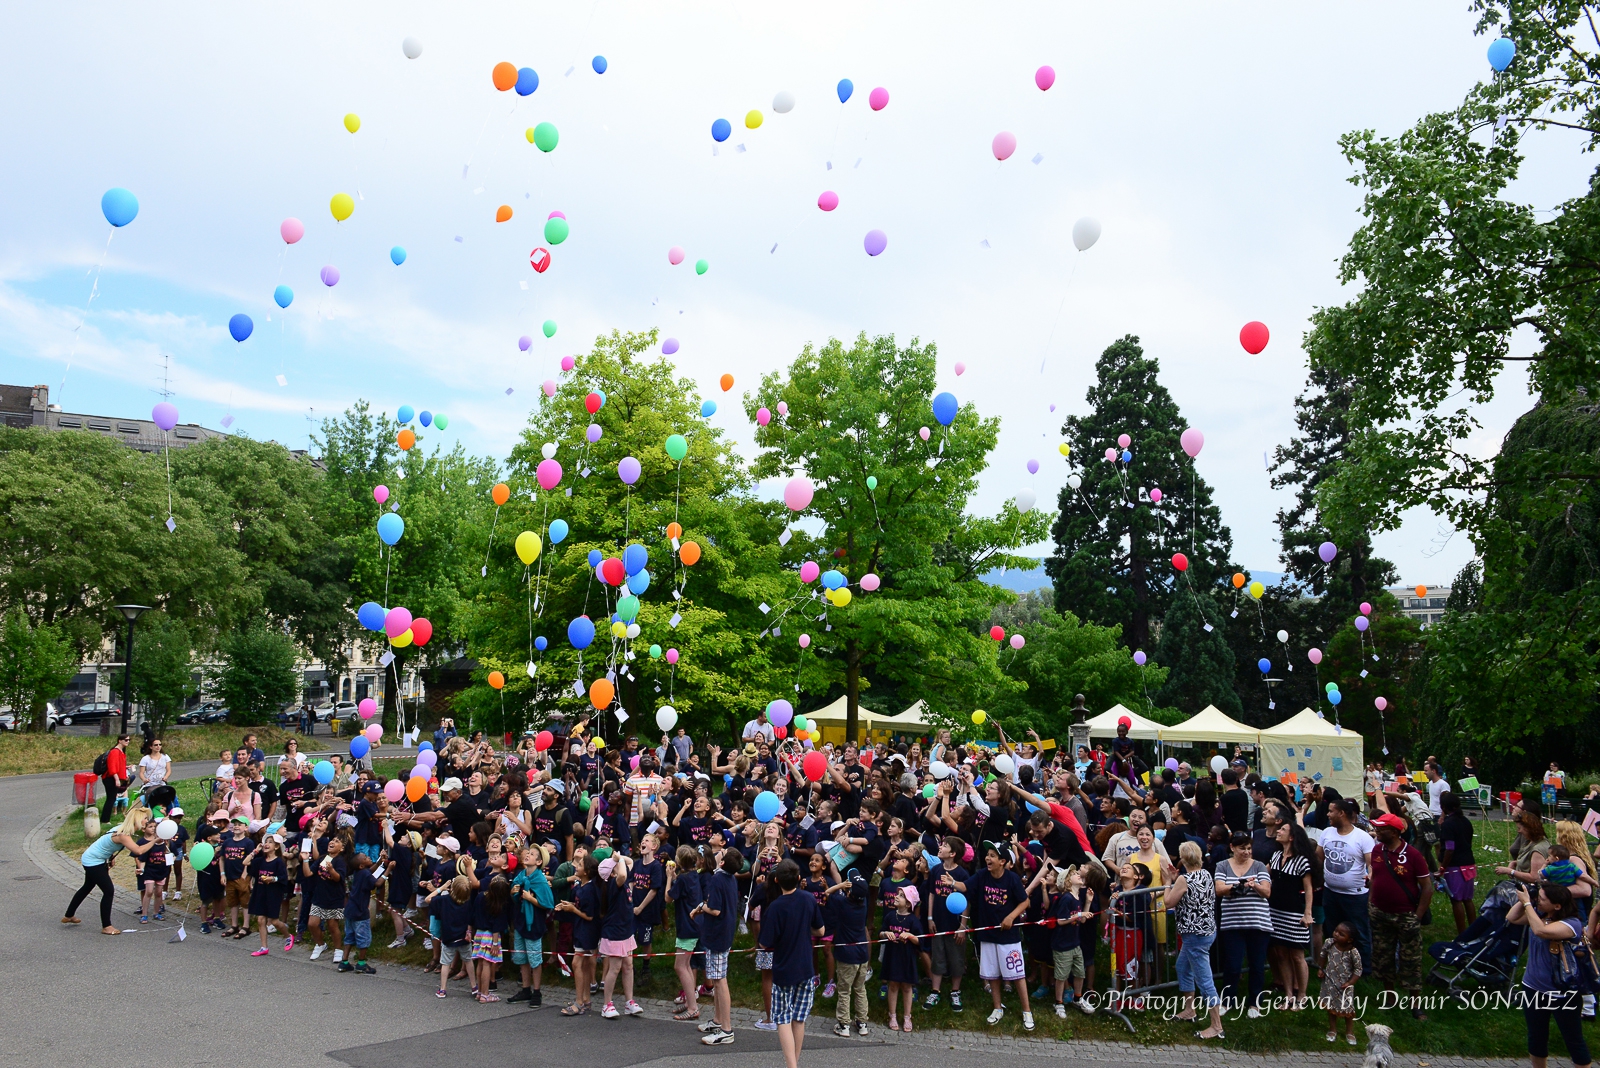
[1231,572,1246,588]
[666,522,682,539]
[406,776,427,803]
[491,482,510,506]
[492,62,518,91]
[1414,584,1428,598]
[589,678,615,709]
[719,373,734,392]
[397,429,416,451]
[496,204,512,223]
[679,540,701,566]
[488,670,505,690]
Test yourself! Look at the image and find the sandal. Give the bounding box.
[1197,1029,1225,1040]
[234,929,249,940]
[478,993,501,1003]
[102,926,121,935]
[560,1003,586,1016]
[1327,1032,1338,1043]
[60,917,81,924]
[436,989,448,999]
[672,1009,701,1021]
[1346,1034,1358,1046]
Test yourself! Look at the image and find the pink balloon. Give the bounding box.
[384,607,413,638]
[1104,447,1117,461]
[536,459,563,491]
[630,755,640,771]
[280,218,305,244]
[383,779,405,803]
[776,402,788,416]
[1035,65,1056,91]
[868,86,889,111]
[784,476,815,512]
[358,698,377,718]
[756,407,771,426]
[954,362,966,376]
[668,246,685,265]
[1180,427,1204,458]
[364,723,382,743]
[919,426,931,441]
[1375,696,1388,711]
[991,131,1017,161]
[1117,434,1131,449]
[548,211,566,221]
[1308,648,1323,665]
[560,356,576,371]
[860,573,880,592]
[665,648,679,665]
[1009,634,1025,650]
[1359,602,1372,616]
[542,379,557,397]
[798,634,810,649]
[817,190,838,212]
[799,561,820,584]
[1149,488,1162,503]
[373,485,389,505]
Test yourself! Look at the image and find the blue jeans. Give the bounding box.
[1176,931,1218,1006]
[1217,927,1269,1011]
[1322,889,1372,975]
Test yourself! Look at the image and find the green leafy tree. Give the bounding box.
[1154,593,1241,716]
[216,622,300,726]
[127,612,197,735]
[748,332,1046,742]
[0,608,79,731]
[1319,596,1423,756]
[1047,336,1234,654]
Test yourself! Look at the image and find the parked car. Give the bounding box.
[174,708,203,725]
[0,703,58,731]
[54,702,118,728]
[312,702,337,723]
[199,706,230,724]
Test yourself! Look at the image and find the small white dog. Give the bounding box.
[1363,1023,1394,1068]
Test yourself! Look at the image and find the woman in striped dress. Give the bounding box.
[1267,821,1315,1008]
[1213,831,1273,1016]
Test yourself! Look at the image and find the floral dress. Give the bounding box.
[1321,942,1361,1016]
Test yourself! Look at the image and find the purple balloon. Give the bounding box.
[1165,757,1179,772]
[1026,459,1039,475]
[863,229,888,257]
[768,699,794,728]
[618,456,641,484]
[519,335,532,351]
[1354,615,1369,632]
[1318,541,1337,563]
[1133,650,1147,666]
[586,423,602,443]
[662,338,680,355]
[320,265,340,287]
[151,402,179,432]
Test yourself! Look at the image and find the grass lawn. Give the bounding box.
[49,780,1556,1056]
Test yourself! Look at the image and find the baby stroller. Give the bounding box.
[1427,879,1526,994]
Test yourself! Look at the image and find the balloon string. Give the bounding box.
[383,545,392,608]
[1190,468,1197,557]
[1037,258,1079,374]
[1074,486,1101,524]
[534,498,550,619]
[483,506,502,572]
[1255,599,1266,640]
[527,564,534,663]
[58,228,117,406]
[164,429,173,521]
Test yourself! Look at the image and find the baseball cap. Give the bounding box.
[440,777,464,792]
[544,780,566,796]
[361,780,381,793]
[1372,813,1407,832]
[209,810,229,822]
[598,857,617,880]
[231,815,249,824]
[436,835,461,853]
[169,806,185,817]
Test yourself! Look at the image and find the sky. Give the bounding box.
[0,2,1577,585]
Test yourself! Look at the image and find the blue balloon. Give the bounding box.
[515,67,539,96]
[821,569,845,591]
[623,543,649,576]
[534,636,548,652]
[549,518,569,544]
[228,314,254,343]
[1121,450,1132,463]
[101,187,139,227]
[711,118,732,142]
[274,285,294,309]
[754,790,781,823]
[1328,690,1342,706]
[568,615,596,650]
[376,512,405,545]
[418,741,433,752]
[390,246,407,266]
[700,400,717,418]
[357,601,386,631]
[837,78,854,104]
[397,405,415,424]
[349,736,370,759]
[587,549,602,567]
[945,891,968,917]
[592,55,607,74]
[1258,658,1271,674]
[418,410,432,428]
[611,613,622,624]
[724,774,733,787]
[312,760,335,785]
[931,391,958,427]
[1488,37,1516,72]
[627,569,651,595]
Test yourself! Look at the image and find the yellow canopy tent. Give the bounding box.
[1257,707,1364,800]
[805,697,932,747]
[1085,703,1166,741]
[1157,704,1261,746]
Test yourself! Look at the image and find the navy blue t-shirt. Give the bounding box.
[601,878,635,941]
[220,831,254,880]
[572,880,602,949]
[931,865,970,933]
[310,855,348,910]
[828,869,871,964]
[1050,888,1082,951]
[699,870,740,953]
[757,888,824,987]
[433,893,472,945]
[968,869,1025,944]
[631,860,666,925]
[472,889,510,935]
[345,867,377,922]
[387,840,415,904]
[669,869,701,940]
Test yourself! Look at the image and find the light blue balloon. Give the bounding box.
[821,569,845,591]
[711,118,731,142]
[376,512,405,545]
[101,187,139,227]
[837,79,854,104]
[418,410,432,428]
[397,405,415,424]
[357,601,386,631]
[945,891,967,916]
[627,569,651,595]
[700,400,717,418]
[754,790,781,823]
[390,246,407,266]
[349,736,370,759]
[931,391,958,427]
[724,774,733,787]
[1488,37,1516,72]
[1328,690,1342,706]
[568,615,596,650]
[312,760,335,785]
[587,549,602,567]
[274,285,293,309]
[548,518,569,544]
[534,636,548,651]
[1258,658,1271,674]
[623,543,649,576]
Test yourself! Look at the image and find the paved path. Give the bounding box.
[0,765,1526,1068]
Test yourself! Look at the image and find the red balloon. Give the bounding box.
[534,730,553,752]
[989,625,1005,641]
[410,618,433,646]
[802,751,828,782]
[529,247,551,273]
[774,725,787,740]
[585,392,602,414]
[1171,552,1189,572]
[1239,321,1270,355]
[860,751,874,767]
[601,557,626,586]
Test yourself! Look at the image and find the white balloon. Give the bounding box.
[1072,217,1102,252]
[994,753,1017,777]
[1210,755,1228,775]
[1067,473,1082,490]
[402,37,423,59]
[541,442,558,460]
[656,705,678,731]
[1276,629,1289,643]
[626,623,641,639]
[1015,488,1037,514]
[929,760,951,780]
[156,819,177,840]
[772,90,796,114]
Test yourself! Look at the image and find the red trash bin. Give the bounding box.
[73,772,98,807]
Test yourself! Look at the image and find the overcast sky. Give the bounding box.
[0,2,1574,584]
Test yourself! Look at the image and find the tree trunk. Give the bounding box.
[845,641,861,747]
[1349,539,1369,602]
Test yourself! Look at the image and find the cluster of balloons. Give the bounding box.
[491,61,540,96]
[1230,573,1266,599]
[1325,680,1343,706]
[357,600,433,649]
[665,247,709,275]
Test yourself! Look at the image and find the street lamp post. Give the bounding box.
[113,605,151,736]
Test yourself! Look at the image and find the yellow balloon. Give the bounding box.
[343,113,361,134]
[832,587,852,607]
[330,192,354,222]
[525,127,536,143]
[1058,443,1072,457]
[1248,580,1265,600]
[390,628,414,648]
[610,621,628,638]
[515,531,542,566]
[594,741,604,750]
[972,709,987,725]
[745,109,764,129]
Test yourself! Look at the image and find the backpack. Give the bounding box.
[93,750,110,777]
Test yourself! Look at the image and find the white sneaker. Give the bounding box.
[310,943,326,960]
[624,1000,644,1016]
[387,937,408,949]
[1077,998,1095,1015]
[1247,1006,1262,1019]
[422,938,434,950]
[697,1019,722,1033]
[701,1029,735,1046]
[986,1007,1004,1025]
[601,1002,620,1019]
[1022,1011,1035,1032]
[172,891,182,900]
[1054,1002,1067,1018]
[332,949,344,963]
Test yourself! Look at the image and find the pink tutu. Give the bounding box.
[599,936,637,957]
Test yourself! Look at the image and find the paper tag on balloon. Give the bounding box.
[669,613,682,628]
[482,566,488,577]
[772,627,781,637]
[573,680,585,696]
[565,65,575,76]
[759,630,769,639]
[671,537,680,551]
[527,662,537,678]
[520,281,528,290]
[1230,610,1238,618]
[1359,670,1368,678]
[166,517,177,533]
[671,590,681,601]
[1371,654,1379,661]
[606,670,616,683]
[565,488,572,497]
[1268,701,1276,710]
[759,603,770,614]
[221,415,235,428]
[778,529,792,546]
[505,387,514,395]
[276,374,287,386]
[614,709,629,724]
[1031,153,1043,164]
[380,652,395,667]
[1202,624,1213,632]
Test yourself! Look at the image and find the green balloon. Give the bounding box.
[434,414,448,430]
[649,644,662,659]
[665,434,688,462]
[580,796,594,813]
[866,475,878,490]
[1325,682,1338,693]
[189,842,215,871]
[793,715,808,731]
[544,217,570,245]
[543,319,557,338]
[617,594,640,622]
[922,784,937,799]
[694,258,708,275]
[533,121,559,152]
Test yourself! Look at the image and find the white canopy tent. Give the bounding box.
[805,696,931,744]
[1257,707,1364,800]
[1085,703,1166,741]
[1157,704,1261,745]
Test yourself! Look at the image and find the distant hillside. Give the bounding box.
[982,562,1290,594]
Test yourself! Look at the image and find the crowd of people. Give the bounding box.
[60,715,1600,1068]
